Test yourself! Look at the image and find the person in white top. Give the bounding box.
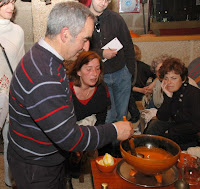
[0,0,24,186]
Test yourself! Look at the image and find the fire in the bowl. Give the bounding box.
[120,134,181,184]
[135,146,173,159]
[129,146,174,183]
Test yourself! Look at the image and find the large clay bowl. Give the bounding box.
[120,135,181,175]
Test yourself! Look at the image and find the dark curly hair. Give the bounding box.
[67,51,104,87]
[159,57,188,81]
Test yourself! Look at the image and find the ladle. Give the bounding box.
[128,137,144,158]
[123,116,144,158]
[174,167,190,189]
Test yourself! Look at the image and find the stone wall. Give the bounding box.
[15,0,149,52]
[14,0,200,67]
[133,37,200,67]
[15,1,33,52]
[111,0,149,35]
[32,0,76,43]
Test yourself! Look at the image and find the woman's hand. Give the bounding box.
[132,86,152,94]
[144,86,153,94]
[161,80,173,97]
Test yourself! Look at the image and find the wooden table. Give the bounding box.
[90,158,200,189]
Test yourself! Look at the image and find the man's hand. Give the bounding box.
[114,121,134,141]
[103,49,117,59]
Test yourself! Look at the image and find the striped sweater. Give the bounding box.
[8,43,117,166]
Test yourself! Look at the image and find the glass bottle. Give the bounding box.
[101,182,108,189]
[184,156,200,185]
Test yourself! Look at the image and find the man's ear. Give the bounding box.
[61,27,70,42]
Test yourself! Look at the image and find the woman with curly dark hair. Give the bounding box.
[144,57,200,150]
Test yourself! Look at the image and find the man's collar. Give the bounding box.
[38,38,64,61]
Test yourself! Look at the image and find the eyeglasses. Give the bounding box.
[95,17,100,33]
[95,21,100,33]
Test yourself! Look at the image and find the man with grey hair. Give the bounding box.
[7,2,133,188]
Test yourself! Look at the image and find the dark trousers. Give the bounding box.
[128,92,142,122]
[8,153,65,189]
[144,119,198,150]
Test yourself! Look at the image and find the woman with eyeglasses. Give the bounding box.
[0,0,25,187]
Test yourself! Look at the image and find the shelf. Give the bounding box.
[132,35,200,42]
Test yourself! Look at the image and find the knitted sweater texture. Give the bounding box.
[8,43,116,166]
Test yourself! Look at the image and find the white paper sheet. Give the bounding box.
[101,37,123,51]
[101,37,123,62]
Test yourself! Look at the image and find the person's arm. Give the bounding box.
[23,76,116,151]
[156,94,172,121]
[14,25,25,71]
[117,16,135,75]
[22,74,132,151]
[156,80,173,120]
[96,83,111,125]
[102,48,117,60]
[161,80,173,98]
[188,90,200,132]
[95,109,107,126]
[147,78,157,91]
[0,93,8,129]
[175,87,200,132]
[132,86,145,94]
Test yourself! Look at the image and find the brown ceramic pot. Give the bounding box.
[120,135,181,175]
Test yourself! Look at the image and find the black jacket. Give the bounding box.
[90,9,135,75]
[157,83,200,134]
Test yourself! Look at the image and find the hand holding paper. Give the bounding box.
[102,37,123,51]
[103,48,117,60]
[101,37,123,62]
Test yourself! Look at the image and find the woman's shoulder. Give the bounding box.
[188,77,199,89]
[10,22,24,36]
[95,82,109,99]
[187,83,200,91]
[97,82,109,92]
[185,84,200,99]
